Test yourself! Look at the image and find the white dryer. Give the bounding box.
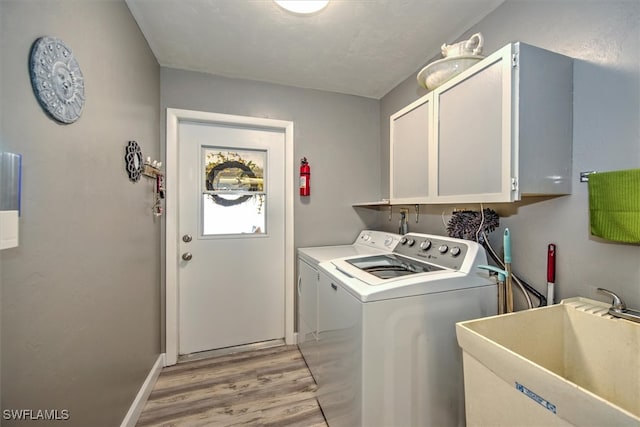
[297,230,401,380]
[316,233,497,427]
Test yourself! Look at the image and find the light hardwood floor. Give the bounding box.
[136,345,328,427]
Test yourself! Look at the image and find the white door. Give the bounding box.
[178,119,286,355]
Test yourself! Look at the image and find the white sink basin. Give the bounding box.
[417,55,484,90]
[456,298,640,426]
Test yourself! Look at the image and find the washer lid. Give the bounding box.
[297,230,401,266]
[320,260,492,302]
[331,256,451,287]
[298,245,386,266]
[345,253,444,280]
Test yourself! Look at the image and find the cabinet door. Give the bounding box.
[433,44,516,203]
[390,94,433,202]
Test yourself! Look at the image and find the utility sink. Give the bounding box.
[456,298,640,426]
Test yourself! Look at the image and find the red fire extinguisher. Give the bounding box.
[300,157,310,196]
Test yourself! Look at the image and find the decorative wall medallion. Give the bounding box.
[125,141,143,182]
[29,36,85,124]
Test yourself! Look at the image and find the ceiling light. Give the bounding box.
[274,0,329,15]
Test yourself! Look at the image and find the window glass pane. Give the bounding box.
[203,194,265,235]
[202,148,266,236]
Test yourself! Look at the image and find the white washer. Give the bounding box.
[316,232,497,427]
[297,230,401,380]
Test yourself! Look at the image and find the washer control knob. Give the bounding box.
[400,237,408,245]
[407,239,416,247]
[362,234,371,242]
[420,240,432,250]
[450,246,462,257]
[384,237,394,247]
[438,244,449,254]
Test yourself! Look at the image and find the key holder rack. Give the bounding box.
[142,157,165,217]
[142,157,163,179]
[124,141,165,217]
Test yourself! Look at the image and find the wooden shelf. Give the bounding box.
[352,200,391,207]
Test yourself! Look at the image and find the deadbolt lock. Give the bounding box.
[182,234,193,243]
[182,252,193,261]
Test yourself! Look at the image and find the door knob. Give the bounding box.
[182,252,193,261]
[182,234,193,243]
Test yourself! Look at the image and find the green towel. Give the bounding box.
[588,169,640,243]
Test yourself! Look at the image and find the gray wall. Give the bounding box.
[0,1,161,426]
[379,0,640,308]
[0,1,637,425]
[0,0,4,417]
[161,67,381,250]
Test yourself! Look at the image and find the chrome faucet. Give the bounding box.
[597,288,640,323]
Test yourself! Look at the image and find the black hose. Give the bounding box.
[484,241,547,307]
[445,208,547,307]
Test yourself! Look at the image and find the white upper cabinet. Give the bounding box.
[390,42,573,204]
[389,94,433,203]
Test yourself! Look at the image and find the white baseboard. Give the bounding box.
[120,353,165,427]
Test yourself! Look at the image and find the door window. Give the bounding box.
[202,147,266,236]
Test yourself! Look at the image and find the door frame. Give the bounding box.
[165,108,295,366]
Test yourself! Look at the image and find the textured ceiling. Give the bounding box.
[125,0,505,99]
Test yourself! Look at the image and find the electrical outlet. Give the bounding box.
[399,208,409,215]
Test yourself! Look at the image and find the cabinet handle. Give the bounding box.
[511,177,518,191]
[297,276,302,296]
[330,283,338,291]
